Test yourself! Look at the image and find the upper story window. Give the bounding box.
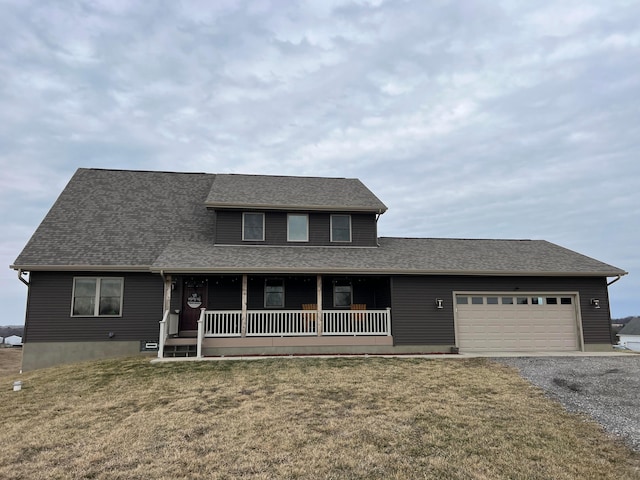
[243,212,264,241]
[331,214,351,242]
[287,214,308,242]
[72,277,124,317]
[265,279,285,308]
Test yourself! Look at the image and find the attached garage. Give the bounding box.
[455,293,582,352]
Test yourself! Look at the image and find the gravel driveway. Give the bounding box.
[493,355,640,452]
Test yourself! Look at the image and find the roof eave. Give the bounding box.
[9,264,152,272]
[205,202,388,213]
[149,266,628,277]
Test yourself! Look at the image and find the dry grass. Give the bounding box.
[0,348,22,378]
[1,356,638,479]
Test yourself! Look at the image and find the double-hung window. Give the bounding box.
[331,215,351,242]
[287,214,308,242]
[72,277,124,317]
[333,282,352,308]
[264,279,285,308]
[243,212,264,241]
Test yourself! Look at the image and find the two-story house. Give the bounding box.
[11,168,627,370]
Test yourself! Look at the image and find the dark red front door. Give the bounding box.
[181,278,208,331]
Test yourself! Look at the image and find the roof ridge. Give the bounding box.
[381,236,536,241]
[82,167,212,175]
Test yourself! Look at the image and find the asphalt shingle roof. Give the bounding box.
[204,174,388,212]
[618,318,640,336]
[12,168,627,278]
[151,237,626,276]
[12,168,216,268]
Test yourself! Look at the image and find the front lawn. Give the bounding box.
[1,356,638,479]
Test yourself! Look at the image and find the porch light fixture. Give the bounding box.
[435,299,444,309]
[591,298,600,309]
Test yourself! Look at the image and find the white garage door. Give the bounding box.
[455,294,581,352]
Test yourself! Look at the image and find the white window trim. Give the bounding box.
[242,212,265,241]
[71,277,124,317]
[330,214,352,243]
[287,213,309,242]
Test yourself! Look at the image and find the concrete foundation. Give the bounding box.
[21,341,153,371]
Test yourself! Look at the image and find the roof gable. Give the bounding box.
[204,174,388,212]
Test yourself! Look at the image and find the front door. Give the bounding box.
[181,278,208,331]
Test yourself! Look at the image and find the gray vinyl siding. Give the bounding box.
[24,271,163,343]
[390,275,612,346]
[214,210,377,247]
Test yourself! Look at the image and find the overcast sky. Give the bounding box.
[1,0,638,326]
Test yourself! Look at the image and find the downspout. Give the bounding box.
[18,269,29,287]
[607,275,622,287]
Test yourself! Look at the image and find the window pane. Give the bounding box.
[532,297,543,305]
[331,215,351,242]
[243,213,264,241]
[334,285,352,307]
[517,297,528,305]
[487,297,499,304]
[502,297,513,304]
[546,297,558,304]
[73,278,96,315]
[265,280,284,307]
[456,296,468,305]
[99,279,122,315]
[560,297,572,305]
[471,297,483,305]
[288,214,308,242]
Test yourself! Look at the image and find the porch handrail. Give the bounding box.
[323,308,391,336]
[158,309,170,358]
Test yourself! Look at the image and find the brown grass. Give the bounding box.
[1,356,638,479]
[0,348,22,378]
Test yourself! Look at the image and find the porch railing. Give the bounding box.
[204,310,242,337]
[247,310,318,336]
[199,308,391,337]
[323,308,391,336]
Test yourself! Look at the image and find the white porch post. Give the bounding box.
[158,310,168,359]
[197,308,205,358]
[317,275,323,336]
[241,275,248,337]
[386,307,392,336]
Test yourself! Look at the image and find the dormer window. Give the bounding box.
[243,212,264,241]
[331,215,351,242]
[287,214,308,242]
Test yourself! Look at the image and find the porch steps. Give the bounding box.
[163,344,197,358]
[163,337,197,358]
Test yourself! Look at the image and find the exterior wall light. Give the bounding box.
[435,299,444,309]
[591,298,600,308]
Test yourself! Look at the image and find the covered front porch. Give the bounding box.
[157,274,393,358]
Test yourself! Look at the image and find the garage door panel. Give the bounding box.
[456,294,580,352]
